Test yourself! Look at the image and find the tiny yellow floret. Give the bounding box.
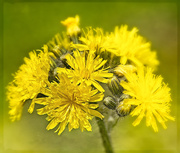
[61,15,80,36]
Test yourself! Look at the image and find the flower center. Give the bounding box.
[81,68,91,79]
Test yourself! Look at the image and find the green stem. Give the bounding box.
[96,117,114,153]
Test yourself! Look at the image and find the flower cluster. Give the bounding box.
[7,15,174,134]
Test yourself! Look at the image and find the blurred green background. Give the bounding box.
[1,1,178,153]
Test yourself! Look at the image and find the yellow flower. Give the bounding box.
[120,67,174,132]
[114,64,137,77]
[47,33,71,58]
[61,15,80,36]
[7,84,24,121]
[72,27,112,54]
[7,45,51,121]
[108,25,159,69]
[35,73,104,135]
[57,50,113,92]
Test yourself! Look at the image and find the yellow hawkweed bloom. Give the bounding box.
[7,84,24,121]
[35,73,104,135]
[72,27,112,53]
[120,67,174,132]
[114,64,137,77]
[61,15,80,36]
[7,45,50,121]
[57,50,113,92]
[47,33,71,58]
[108,25,159,69]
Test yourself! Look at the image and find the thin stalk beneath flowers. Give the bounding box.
[96,117,114,153]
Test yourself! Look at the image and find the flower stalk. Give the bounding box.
[96,117,114,153]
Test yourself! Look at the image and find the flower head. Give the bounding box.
[61,15,80,36]
[7,45,51,121]
[72,27,110,53]
[120,67,174,132]
[108,25,159,69]
[35,73,104,135]
[57,50,113,92]
[47,33,71,58]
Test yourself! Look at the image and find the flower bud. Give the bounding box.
[114,64,137,77]
[108,76,123,96]
[103,96,117,110]
[116,101,131,117]
[118,94,130,102]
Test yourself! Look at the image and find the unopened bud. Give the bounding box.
[116,101,131,117]
[118,94,130,102]
[108,76,123,96]
[114,64,137,77]
[103,96,117,110]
